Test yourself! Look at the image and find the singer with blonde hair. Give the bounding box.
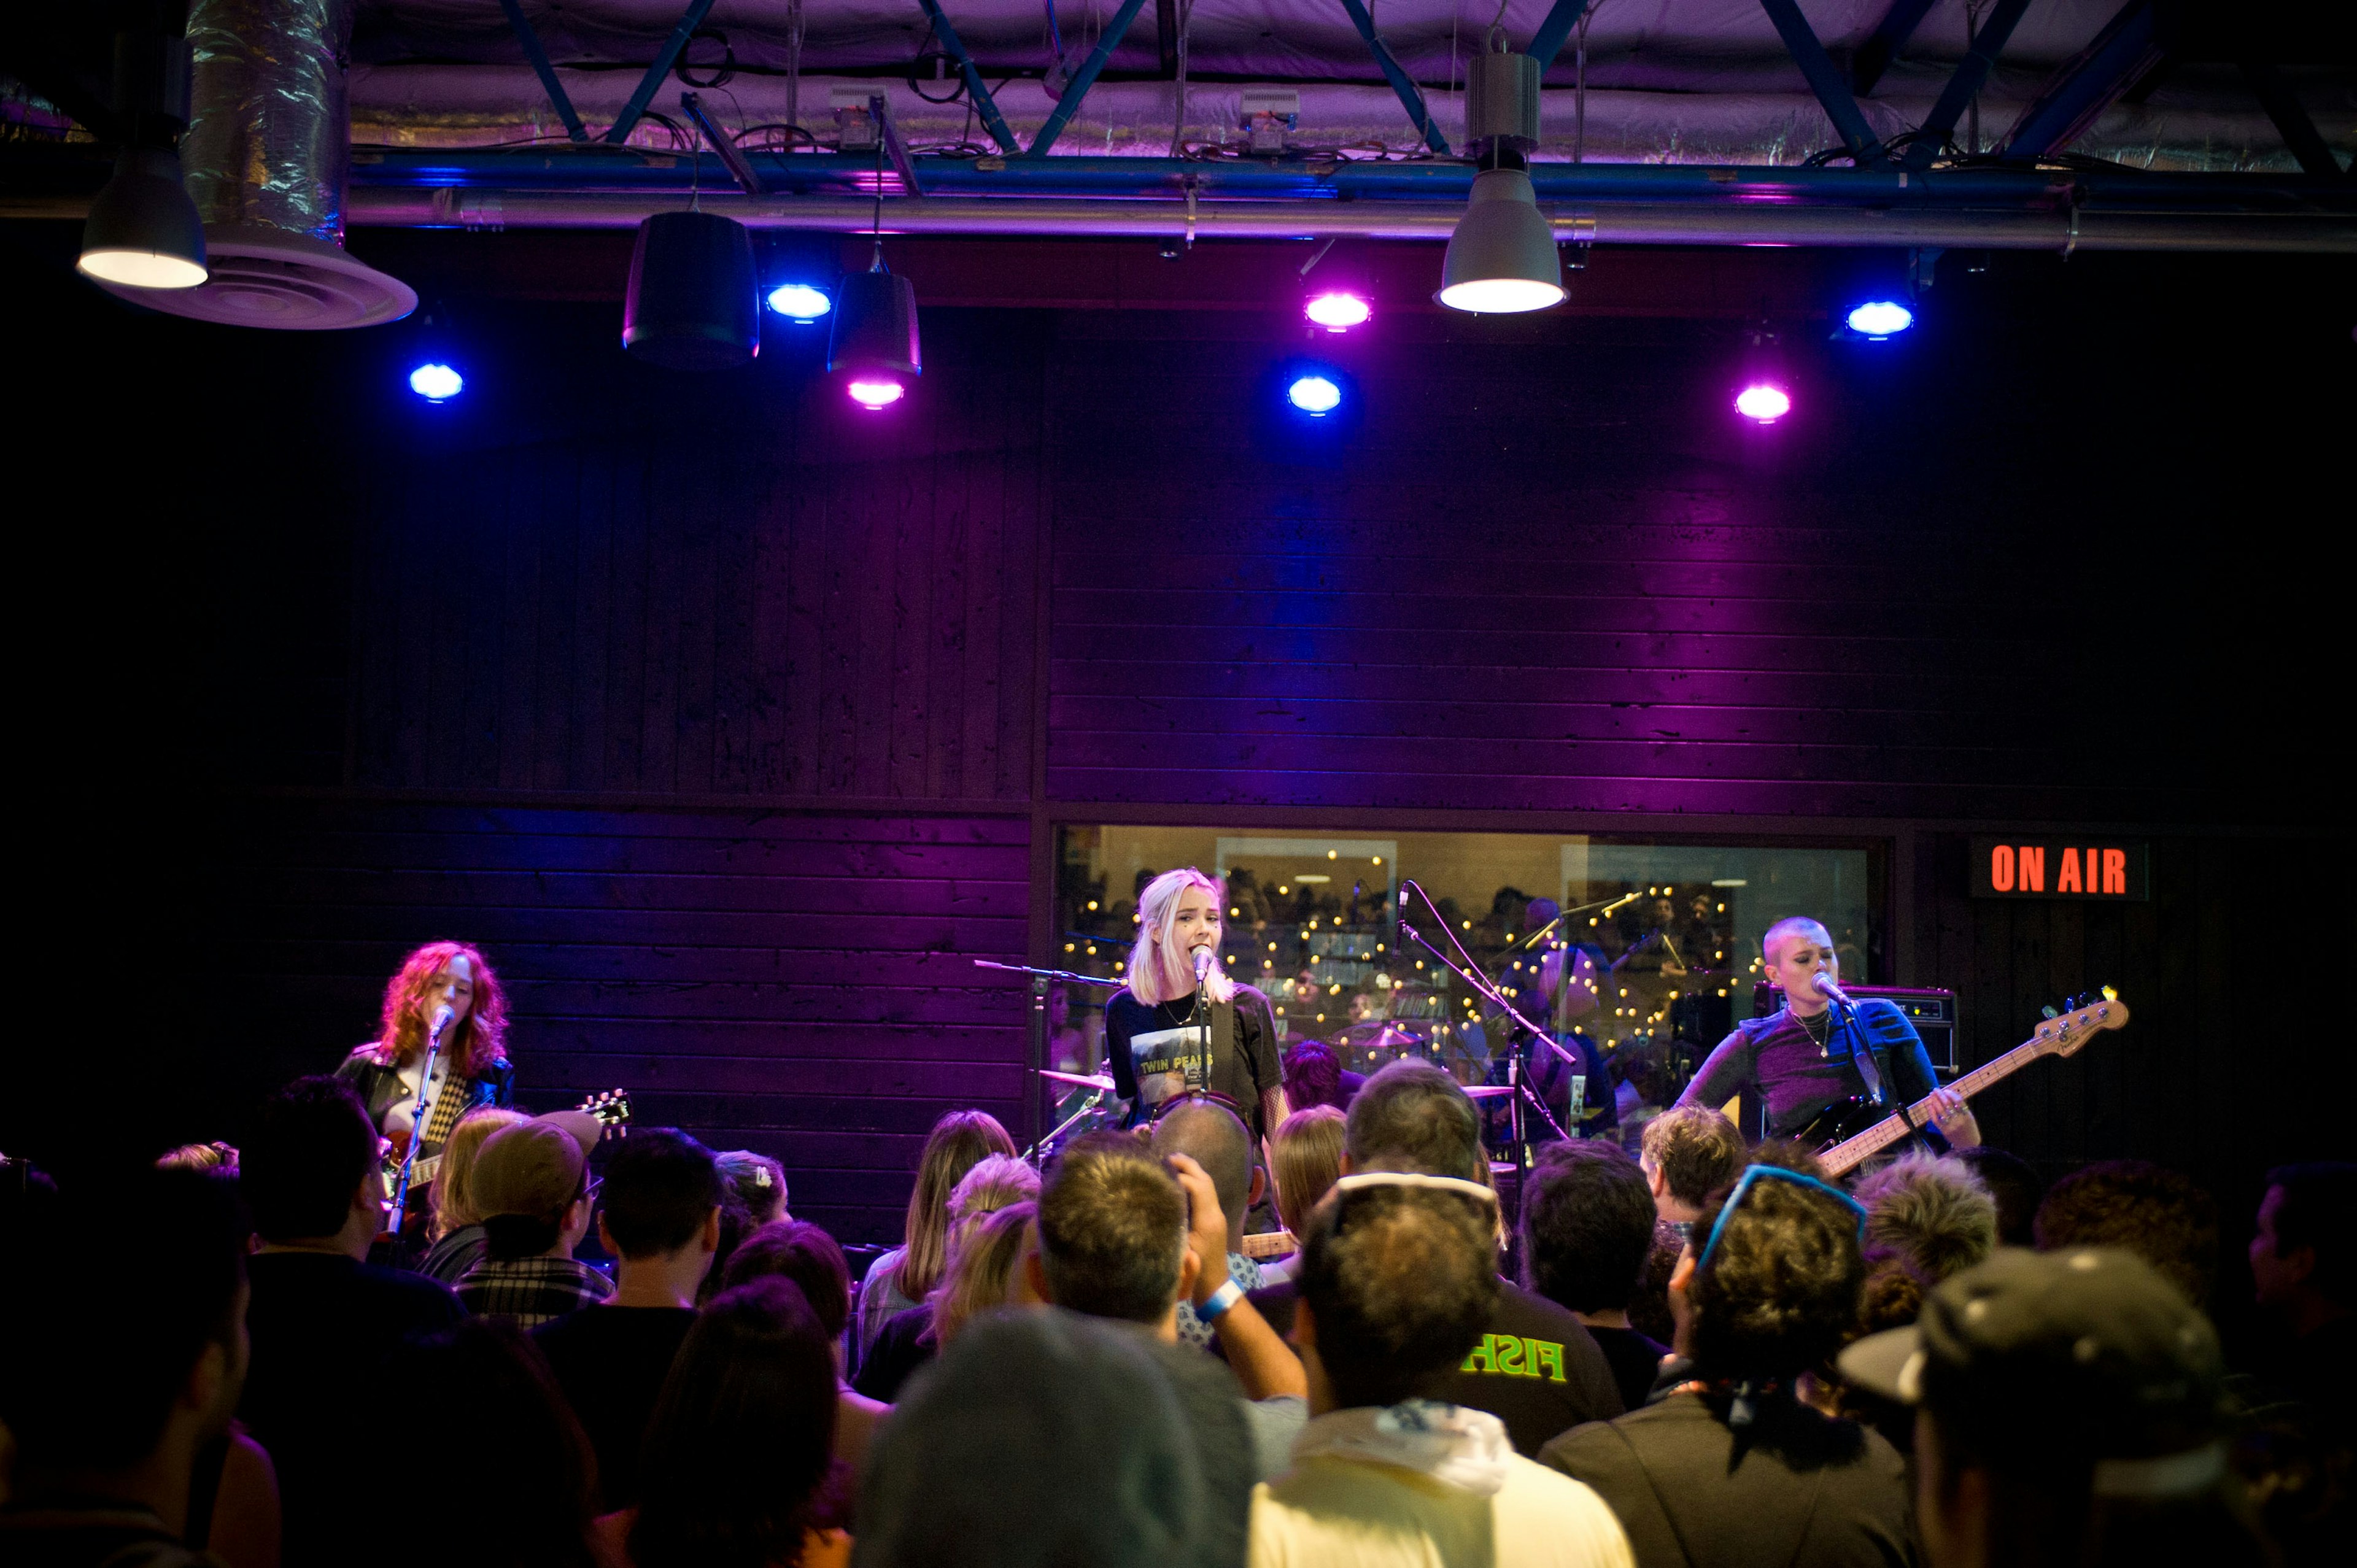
[1104,867,1288,1140]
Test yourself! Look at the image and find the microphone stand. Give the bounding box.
[1396,903,1575,1166]
[1817,980,1938,1157]
[974,959,1125,1153]
[384,1014,447,1237]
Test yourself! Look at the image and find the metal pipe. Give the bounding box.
[338,187,2357,251]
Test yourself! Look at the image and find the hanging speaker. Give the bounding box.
[623,211,760,371]
[826,266,922,378]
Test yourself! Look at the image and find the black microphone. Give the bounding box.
[1812,973,1857,1010]
[1191,945,1215,981]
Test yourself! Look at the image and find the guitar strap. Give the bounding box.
[420,1060,471,1150]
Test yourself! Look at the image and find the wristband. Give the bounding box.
[1196,1278,1245,1326]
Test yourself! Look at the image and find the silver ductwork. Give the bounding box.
[99,0,414,328]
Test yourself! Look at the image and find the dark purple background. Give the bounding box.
[9,236,2348,1285]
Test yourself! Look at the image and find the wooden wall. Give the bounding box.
[13,241,2346,1259]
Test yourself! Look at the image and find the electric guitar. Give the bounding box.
[1798,992,2129,1178]
[380,1089,633,1233]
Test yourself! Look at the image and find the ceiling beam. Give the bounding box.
[496,0,586,144]
[1336,0,1450,155]
[1527,0,1595,73]
[1903,0,2035,169]
[2241,61,2349,180]
[1852,0,1940,96]
[1756,0,1886,163]
[1999,0,2163,159]
[603,0,721,145]
[916,0,1021,156]
[1024,0,1151,157]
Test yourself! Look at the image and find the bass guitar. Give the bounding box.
[1798,992,2129,1178]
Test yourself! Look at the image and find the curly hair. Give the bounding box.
[371,940,509,1080]
[1639,1104,1747,1207]
[1687,1173,1867,1381]
[2034,1159,2218,1306]
[1855,1154,1997,1284]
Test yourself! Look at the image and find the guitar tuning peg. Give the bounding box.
[2100,984,2117,1001]
[2041,1005,2059,1019]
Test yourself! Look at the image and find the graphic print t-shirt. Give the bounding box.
[1104,984,1283,1138]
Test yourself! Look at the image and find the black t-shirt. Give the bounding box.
[1539,1391,1916,1568]
[1245,1276,1625,1455]
[1105,983,1284,1140]
[532,1303,698,1512]
[241,1252,466,1567]
[1587,1324,1671,1415]
[853,1303,937,1403]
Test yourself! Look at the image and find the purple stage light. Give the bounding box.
[1304,291,1372,331]
[1735,382,1791,423]
[847,378,906,409]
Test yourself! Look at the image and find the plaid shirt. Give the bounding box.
[455,1256,614,1328]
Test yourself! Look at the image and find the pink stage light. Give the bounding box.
[1735,383,1792,423]
[847,379,906,409]
[1304,291,1373,331]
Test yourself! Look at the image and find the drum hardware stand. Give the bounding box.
[1023,1085,1111,1165]
[974,959,1124,1153]
[1399,885,1581,1178]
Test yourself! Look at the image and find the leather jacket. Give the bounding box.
[335,1044,515,1151]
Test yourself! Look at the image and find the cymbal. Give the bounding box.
[1460,1084,1515,1099]
[1039,1069,1116,1092]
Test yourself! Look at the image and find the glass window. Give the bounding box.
[1054,825,1874,1146]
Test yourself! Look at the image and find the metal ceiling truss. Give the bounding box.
[1999,0,2163,158]
[406,0,2353,249]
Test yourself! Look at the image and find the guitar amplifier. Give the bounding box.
[1750,983,1960,1076]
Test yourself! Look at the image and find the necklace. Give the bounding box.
[1795,1009,1832,1054]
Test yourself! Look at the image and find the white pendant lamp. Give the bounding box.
[1438,45,1564,315]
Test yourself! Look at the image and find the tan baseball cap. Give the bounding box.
[471,1111,603,1221]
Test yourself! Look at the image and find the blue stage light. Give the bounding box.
[767,282,833,322]
[1845,300,1914,338]
[408,361,463,401]
[1287,374,1343,416]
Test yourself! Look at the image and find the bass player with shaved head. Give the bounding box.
[1677,916,1979,1157]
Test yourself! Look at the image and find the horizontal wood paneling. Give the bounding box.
[209,799,1031,1245]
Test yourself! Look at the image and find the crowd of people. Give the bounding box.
[3,1061,2350,1568]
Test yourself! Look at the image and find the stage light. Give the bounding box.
[408,362,463,402]
[78,147,207,289]
[1846,299,1914,337]
[1735,382,1792,423]
[1439,52,1563,315]
[767,282,832,322]
[1304,291,1371,331]
[846,379,906,410]
[1287,374,1343,416]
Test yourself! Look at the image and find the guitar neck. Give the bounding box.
[1820,1038,2045,1176]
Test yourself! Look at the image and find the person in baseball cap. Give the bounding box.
[453,1110,614,1327]
[1838,1245,2269,1568]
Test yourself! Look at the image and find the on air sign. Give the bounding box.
[1970,837,2149,900]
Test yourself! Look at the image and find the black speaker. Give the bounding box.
[622,210,759,371]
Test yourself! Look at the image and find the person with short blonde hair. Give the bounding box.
[419,1105,530,1284]
[929,1200,1038,1350]
[946,1153,1041,1248]
[1637,1104,1747,1227]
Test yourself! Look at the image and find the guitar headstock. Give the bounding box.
[2032,988,2129,1058]
[576,1089,633,1139]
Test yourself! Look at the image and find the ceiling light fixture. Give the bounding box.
[79,147,209,289]
[1439,43,1563,315]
